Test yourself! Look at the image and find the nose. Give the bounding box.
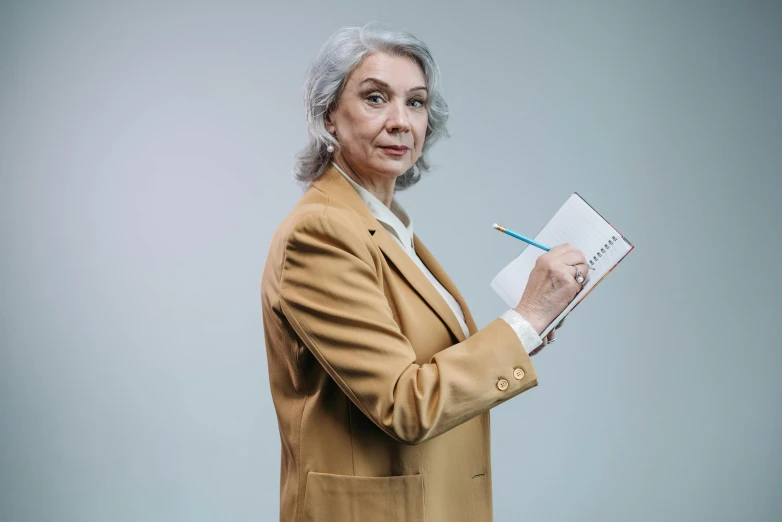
[385,98,411,134]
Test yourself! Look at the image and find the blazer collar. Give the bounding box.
[311,165,477,342]
[311,164,381,232]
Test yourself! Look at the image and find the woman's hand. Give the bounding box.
[514,243,588,336]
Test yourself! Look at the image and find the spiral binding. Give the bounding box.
[587,235,619,267]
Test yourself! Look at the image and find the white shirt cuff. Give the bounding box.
[500,309,543,354]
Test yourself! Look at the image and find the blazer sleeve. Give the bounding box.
[278,210,539,445]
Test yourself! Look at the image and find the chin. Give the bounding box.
[369,163,410,179]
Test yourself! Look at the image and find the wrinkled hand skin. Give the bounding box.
[515,243,586,336]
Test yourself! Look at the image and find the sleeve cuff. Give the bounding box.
[499,309,543,354]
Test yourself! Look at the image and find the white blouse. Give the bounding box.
[332,162,543,353]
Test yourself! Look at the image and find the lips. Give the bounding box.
[379,145,409,157]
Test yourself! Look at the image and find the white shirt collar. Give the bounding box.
[331,161,415,251]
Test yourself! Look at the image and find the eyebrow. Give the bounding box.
[359,78,427,93]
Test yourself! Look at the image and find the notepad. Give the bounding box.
[491,193,634,337]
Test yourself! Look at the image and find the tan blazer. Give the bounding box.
[261,165,539,522]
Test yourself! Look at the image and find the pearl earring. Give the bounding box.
[326,144,334,153]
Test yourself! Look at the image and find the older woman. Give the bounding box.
[261,24,588,522]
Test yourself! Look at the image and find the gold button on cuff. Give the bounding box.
[513,368,525,380]
[497,378,509,391]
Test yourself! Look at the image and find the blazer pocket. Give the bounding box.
[301,471,424,522]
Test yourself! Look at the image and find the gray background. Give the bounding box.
[1,1,780,521]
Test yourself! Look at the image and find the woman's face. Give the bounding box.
[325,52,429,183]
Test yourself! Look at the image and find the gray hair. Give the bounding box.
[294,23,449,190]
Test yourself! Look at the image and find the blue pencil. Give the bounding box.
[493,223,596,273]
[492,223,551,251]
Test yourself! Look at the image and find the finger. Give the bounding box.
[546,330,555,342]
[554,317,566,329]
[558,264,587,298]
[570,262,589,277]
[570,263,590,284]
[565,263,589,281]
[558,249,588,267]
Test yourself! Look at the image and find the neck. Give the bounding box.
[332,156,395,208]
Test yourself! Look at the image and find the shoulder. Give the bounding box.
[282,185,371,246]
[264,185,376,278]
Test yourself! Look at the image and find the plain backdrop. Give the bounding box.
[1,1,780,521]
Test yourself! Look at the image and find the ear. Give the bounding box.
[324,111,336,135]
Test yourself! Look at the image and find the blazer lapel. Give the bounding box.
[414,235,479,337]
[373,229,467,343]
[312,164,470,343]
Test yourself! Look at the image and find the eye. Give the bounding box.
[366,93,384,104]
[409,98,426,109]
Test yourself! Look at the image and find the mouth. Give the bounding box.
[379,145,409,157]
